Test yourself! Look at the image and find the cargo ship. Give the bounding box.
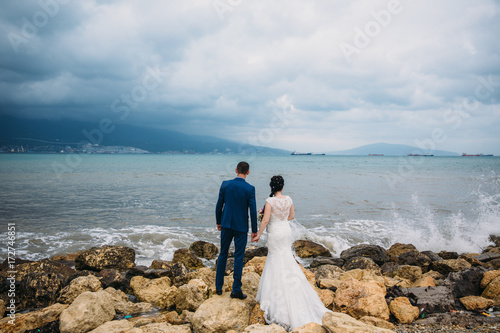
[291,151,325,155]
[462,153,494,156]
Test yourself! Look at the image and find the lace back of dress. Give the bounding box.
[268,196,292,222]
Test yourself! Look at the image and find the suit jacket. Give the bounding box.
[215,177,258,233]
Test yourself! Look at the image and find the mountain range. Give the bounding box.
[328,142,459,156]
[0,115,289,154]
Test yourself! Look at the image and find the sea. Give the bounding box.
[1,154,499,267]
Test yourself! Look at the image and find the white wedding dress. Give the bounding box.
[256,196,331,331]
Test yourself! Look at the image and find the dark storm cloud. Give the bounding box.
[0,0,499,153]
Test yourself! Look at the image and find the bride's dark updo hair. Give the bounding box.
[269,175,284,197]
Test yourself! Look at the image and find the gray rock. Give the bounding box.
[340,244,389,265]
[407,286,455,313]
[444,267,487,299]
[421,251,443,262]
[310,257,344,268]
[473,252,500,262]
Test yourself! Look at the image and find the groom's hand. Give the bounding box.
[217,224,222,231]
[251,232,258,243]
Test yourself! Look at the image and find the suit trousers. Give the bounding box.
[215,227,247,293]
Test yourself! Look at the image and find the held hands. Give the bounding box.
[251,232,260,243]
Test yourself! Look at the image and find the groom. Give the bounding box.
[215,161,258,299]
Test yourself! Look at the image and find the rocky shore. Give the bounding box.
[1,236,499,333]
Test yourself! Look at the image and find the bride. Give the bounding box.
[252,175,331,331]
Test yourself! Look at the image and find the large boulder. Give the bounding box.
[398,250,432,271]
[57,275,103,304]
[407,286,455,313]
[481,276,500,305]
[334,279,390,320]
[322,311,393,333]
[130,276,177,308]
[104,287,153,315]
[59,290,116,333]
[293,240,331,258]
[343,257,380,271]
[481,270,500,288]
[460,296,495,311]
[173,248,205,270]
[175,283,205,312]
[191,293,254,332]
[389,297,419,324]
[444,267,487,299]
[432,258,471,275]
[340,245,389,266]
[0,303,68,333]
[1,258,75,311]
[190,241,219,260]
[244,247,269,263]
[312,264,344,282]
[97,269,127,290]
[386,243,416,262]
[75,246,135,271]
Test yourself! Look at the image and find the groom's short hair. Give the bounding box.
[236,161,250,174]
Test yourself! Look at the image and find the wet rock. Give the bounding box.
[75,246,135,271]
[57,275,103,304]
[19,271,71,310]
[243,324,287,332]
[389,297,419,324]
[310,257,344,268]
[398,250,432,271]
[0,299,5,318]
[432,258,471,275]
[343,256,380,271]
[334,279,390,320]
[387,243,417,262]
[445,266,486,298]
[322,311,393,333]
[490,234,500,247]
[59,290,115,333]
[293,240,331,258]
[96,268,127,289]
[438,251,459,260]
[0,303,68,333]
[460,295,494,311]
[189,241,219,260]
[421,250,443,262]
[407,286,455,313]
[340,244,388,266]
[243,246,268,264]
[192,293,255,333]
[472,251,500,262]
[173,248,205,270]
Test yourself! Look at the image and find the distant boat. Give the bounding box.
[291,151,325,156]
[368,154,384,156]
[408,153,434,156]
[462,153,494,156]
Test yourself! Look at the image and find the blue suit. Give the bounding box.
[215,177,257,293]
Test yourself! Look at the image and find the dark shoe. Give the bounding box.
[216,289,222,295]
[230,291,247,299]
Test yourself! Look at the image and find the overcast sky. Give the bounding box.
[1,0,499,154]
